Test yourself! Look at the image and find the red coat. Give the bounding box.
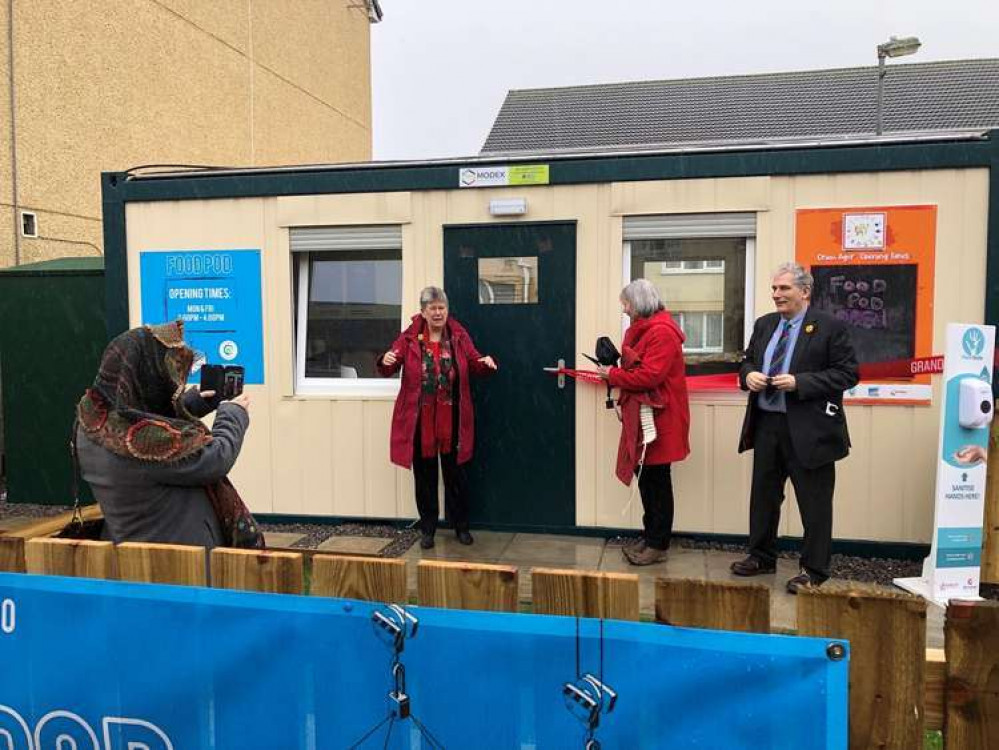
[378,315,493,469]
[608,310,691,484]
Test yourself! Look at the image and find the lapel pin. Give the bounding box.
[804,323,816,334]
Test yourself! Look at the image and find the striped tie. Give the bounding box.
[768,322,791,377]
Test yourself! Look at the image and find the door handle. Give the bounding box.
[557,358,565,389]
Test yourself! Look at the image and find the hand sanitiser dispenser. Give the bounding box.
[958,378,994,429]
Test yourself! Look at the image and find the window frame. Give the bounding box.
[293,243,402,398]
[622,237,755,350]
[659,259,726,275]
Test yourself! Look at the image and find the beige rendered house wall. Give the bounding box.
[0,0,373,269]
[124,166,989,544]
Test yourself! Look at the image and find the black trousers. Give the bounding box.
[638,463,674,550]
[412,436,469,536]
[748,410,835,581]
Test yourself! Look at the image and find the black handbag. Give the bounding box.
[583,336,622,409]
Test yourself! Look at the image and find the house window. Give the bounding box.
[660,259,725,274]
[623,213,755,373]
[291,226,402,395]
[675,311,724,353]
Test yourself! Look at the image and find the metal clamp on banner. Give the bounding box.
[372,603,418,653]
[563,674,618,749]
[348,604,444,749]
[564,618,618,749]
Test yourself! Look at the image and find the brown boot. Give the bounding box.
[624,537,647,553]
[625,545,668,566]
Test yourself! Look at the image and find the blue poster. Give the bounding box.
[139,250,264,384]
[0,572,848,749]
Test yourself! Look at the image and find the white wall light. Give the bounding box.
[489,198,527,216]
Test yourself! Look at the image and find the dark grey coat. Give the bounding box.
[76,397,250,549]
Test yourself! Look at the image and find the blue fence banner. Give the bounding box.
[0,573,848,749]
[139,250,264,384]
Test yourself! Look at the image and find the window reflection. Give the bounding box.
[631,237,746,363]
[303,250,402,378]
[478,257,539,304]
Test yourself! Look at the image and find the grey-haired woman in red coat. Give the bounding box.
[600,279,691,566]
[378,286,497,549]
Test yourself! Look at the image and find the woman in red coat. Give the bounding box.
[600,279,691,565]
[378,286,497,549]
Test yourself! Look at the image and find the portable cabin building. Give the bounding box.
[100,129,999,548]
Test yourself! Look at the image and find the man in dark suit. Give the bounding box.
[730,263,859,593]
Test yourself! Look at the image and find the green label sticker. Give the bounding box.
[508,165,550,186]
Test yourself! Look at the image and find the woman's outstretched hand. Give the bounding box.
[478,355,498,370]
[382,350,399,367]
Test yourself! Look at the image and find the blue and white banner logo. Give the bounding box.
[962,327,985,358]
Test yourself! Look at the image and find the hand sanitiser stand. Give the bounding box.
[895,324,996,606]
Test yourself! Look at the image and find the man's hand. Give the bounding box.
[745,372,768,392]
[597,364,611,380]
[478,355,498,370]
[770,374,797,391]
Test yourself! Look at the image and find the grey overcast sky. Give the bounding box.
[371,0,999,161]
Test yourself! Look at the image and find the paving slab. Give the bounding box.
[316,536,388,555]
[404,531,515,564]
[499,534,604,569]
[264,532,307,548]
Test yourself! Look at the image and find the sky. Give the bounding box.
[371,0,999,161]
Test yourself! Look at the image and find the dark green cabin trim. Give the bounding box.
[102,132,999,353]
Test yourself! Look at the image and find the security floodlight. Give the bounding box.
[875,36,922,135]
[877,36,922,59]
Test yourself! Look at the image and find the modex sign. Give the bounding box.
[896,323,996,605]
[458,164,549,188]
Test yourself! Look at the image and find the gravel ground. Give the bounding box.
[259,520,419,557]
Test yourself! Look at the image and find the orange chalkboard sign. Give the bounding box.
[796,206,936,405]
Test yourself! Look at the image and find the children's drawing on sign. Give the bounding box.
[827,274,888,329]
[812,264,917,364]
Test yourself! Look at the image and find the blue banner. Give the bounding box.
[0,573,847,749]
[139,250,264,384]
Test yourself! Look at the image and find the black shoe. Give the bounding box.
[786,570,823,595]
[730,555,776,576]
[420,533,435,550]
[456,529,474,545]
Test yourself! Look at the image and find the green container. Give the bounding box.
[0,257,106,504]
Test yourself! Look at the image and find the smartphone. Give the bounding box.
[200,364,245,400]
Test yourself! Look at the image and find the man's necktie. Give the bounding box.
[768,322,791,377]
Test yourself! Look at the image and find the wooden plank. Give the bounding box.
[117,542,207,586]
[944,599,999,749]
[310,554,407,603]
[531,567,639,621]
[924,647,946,733]
[655,578,770,634]
[210,548,304,594]
[417,560,518,612]
[0,537,25,573]
[4,505,103,539]
[24,538,116,580]
[981,417,999,583]
[797,586,926,750]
